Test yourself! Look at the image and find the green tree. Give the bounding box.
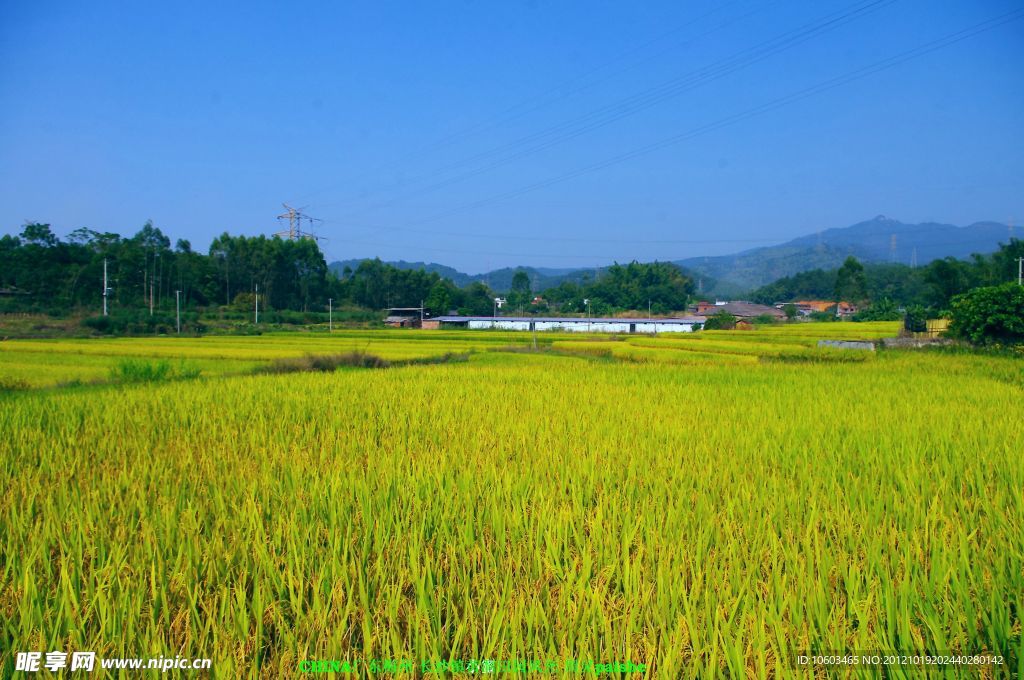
[458,282,495,316]
[853,297,901,321]
[425,280,456,316]
[949,283,1024,345]
[508,270,532,312]
[903,305,928,333]
[834,256,867,303]
[924,257,973,310]
[583,261,693,313]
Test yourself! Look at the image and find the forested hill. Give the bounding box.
[329,260,601,293]
[330,217,1010,297]
[676,216,1011,294]
[746,238,1024,311]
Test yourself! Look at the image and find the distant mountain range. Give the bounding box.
[329,216,1014,295]
[677,216,1013,294]
[328,259,597,292]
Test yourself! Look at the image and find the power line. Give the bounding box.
[320,7,1023,249]
[319,0,896,219]
[329,229,1018,263]
[287,0,767,208]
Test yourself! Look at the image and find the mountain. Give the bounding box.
[330,217,1013,296]
[329,259,475,287]
[676,216,1012,294]
[328,259,602,292]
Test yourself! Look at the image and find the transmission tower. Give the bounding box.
[275,204,324,241]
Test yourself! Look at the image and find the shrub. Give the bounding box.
[854,298,901,322]
[703,311,737,330]
[809,310,836,322]
[258,352,391,374]
[0,376,31,392]
[108,359,201,383]
[109,359,172,382]
[82,315,112,333]
[949,283,1024,345]
[903,305,928,333]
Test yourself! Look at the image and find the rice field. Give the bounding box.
[1,322,1021,678]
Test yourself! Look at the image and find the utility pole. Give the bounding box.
[255,284,259,324]
[648,299,652,318]
[149,280,154,316]
[175,290,181,333]
[420,300,424,327]
[102,258,108,316]
[328,298,333,331]
[1017,257,1023,286]
[585,298,591,331]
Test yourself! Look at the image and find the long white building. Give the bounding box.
[433,316,706,333]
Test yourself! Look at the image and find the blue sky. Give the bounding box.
[1,0,1021,272]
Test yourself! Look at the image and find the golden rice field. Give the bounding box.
[1,321,1022,678]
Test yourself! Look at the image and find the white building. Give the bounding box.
[434,316,705,333]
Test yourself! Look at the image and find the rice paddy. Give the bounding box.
[1,321,1021,678]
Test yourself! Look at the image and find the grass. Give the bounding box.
[1,321,1020,678]
[108,358,203,383]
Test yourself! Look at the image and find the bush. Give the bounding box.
[903,305,928,333]
[949,283,1024,345]
[82,315,112,332]
[703,311,737,330]
[854,297,901,322]
[258,352,390,374]
[81,312,178,335]
[0,376,31,392]
[809,310,836,322]
[109,359,201,383]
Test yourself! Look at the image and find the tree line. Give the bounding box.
[748,239,1024,313]
[0,223,697,320]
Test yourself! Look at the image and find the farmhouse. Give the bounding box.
[434,316,706,333]
[384,307,424,328]
[697,302,785,320]
[790,300,858,316]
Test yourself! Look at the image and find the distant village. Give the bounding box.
[384,298,859,333]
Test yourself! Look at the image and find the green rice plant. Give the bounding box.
[0,322,1020,678]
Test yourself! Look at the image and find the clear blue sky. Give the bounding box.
[1,0,1021,272]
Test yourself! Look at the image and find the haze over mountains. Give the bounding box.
[329,216,1014,296]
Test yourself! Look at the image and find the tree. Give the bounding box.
[987,237,1024,286]
[949,283,1024,345]
[834,256,867,304]
[584,261,693,313]
[458,281,495,316]
[508,270,531,312]
[924,257,973,310]
[782,303,798,320]
[425,280,455,316]
[20,223,59,248]
[903,305,927,333]
[853,297,901,321]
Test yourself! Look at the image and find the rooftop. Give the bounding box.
[435,315,706,324]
